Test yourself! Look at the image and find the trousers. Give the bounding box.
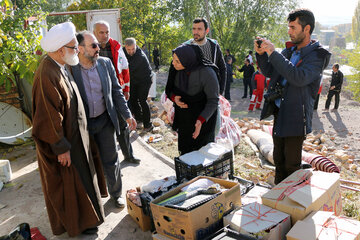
[273,135,305,184]
[325,90,340,109]
[88,112,122,198]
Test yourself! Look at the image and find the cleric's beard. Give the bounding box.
[63,51,79,66]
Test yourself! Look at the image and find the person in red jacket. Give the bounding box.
[248,67,267,111]
[93,21,130,100]
[93,20,140,164]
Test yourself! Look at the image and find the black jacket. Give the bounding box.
[184,38,227,94]
[330,70,343,91]
[123,46,152,85]
[238,64,255,79]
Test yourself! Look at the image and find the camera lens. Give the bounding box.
[256,39,262,48]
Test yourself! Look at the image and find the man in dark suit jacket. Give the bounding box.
[71,31,137,208]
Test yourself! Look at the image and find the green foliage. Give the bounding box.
[0,0,46,90]
[66,0,297,66]
[345,47,360,102]
[352,0,360,43]
[166,0,297,62]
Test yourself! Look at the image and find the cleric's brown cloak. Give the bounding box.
[32,55,107,237]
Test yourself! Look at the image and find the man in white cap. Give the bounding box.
[32,22,106,237]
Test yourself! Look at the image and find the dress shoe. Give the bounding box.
[301,163,312,169]
[82,227,98,235]
[143,124,154,132]
[113,197,125,208]
[331,108,338,112]
[322,108,329,112]
[124,157,141,164]
[242,96,247,99]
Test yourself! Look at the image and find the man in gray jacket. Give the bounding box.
[71,31,137,208]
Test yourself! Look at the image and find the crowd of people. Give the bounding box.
[32,7,334,237]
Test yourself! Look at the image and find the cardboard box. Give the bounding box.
[152,232,173,240]
[224,202,291,240]
[0,160,12,183]
[127,189,152,232]
[261,169,342,225]
[287,211,360,240]
[150,176,242,240]
[241,185,271,206]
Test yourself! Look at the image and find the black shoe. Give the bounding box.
[242,96,247,99]
[301,163,312,169]
[82,227,98,235]
[123,157,141,164]
[113,197,125,208]
[143,125,154,132]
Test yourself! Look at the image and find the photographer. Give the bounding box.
[255,9,331,184]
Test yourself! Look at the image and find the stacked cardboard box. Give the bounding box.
[224,202,291,240]
[261,169,342,225]
[150,176,242,240]
[287,211,360,240]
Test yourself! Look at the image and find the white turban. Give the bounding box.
[40,22,76,52]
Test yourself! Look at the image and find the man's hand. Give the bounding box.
[57,151,71,167]
[330,86,335,90]
[254,37,275,55]
[126,117,137,131]
[124,92,130,101]
[192,120,202,139]
[174,96,188,109]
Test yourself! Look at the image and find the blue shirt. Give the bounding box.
[275,47,301,108]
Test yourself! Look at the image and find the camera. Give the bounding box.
[256,39,262,48]
[264,91,281,102]
[264,84,283,102]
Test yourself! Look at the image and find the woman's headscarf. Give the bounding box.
[172,44,201,91]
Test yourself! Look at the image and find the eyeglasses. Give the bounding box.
[64,45,79,51]
[80,43,101,49]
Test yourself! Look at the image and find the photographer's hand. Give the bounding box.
[262,39,275,56]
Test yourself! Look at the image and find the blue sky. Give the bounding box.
[299,0,359,26]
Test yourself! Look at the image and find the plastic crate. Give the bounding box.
[175,151,234,181]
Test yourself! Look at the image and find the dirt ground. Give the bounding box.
[0,68,359,238]
[155,70,360,160]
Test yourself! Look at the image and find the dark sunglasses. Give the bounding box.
[87,43,101,49]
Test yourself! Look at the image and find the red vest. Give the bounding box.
[109,38,130,93]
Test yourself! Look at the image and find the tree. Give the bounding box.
[66,0,297,65]
[346,48,360,102]
[0,0,46,90]
[67,0,180,64]
[351,0,360,43]
[166,0,297,61]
